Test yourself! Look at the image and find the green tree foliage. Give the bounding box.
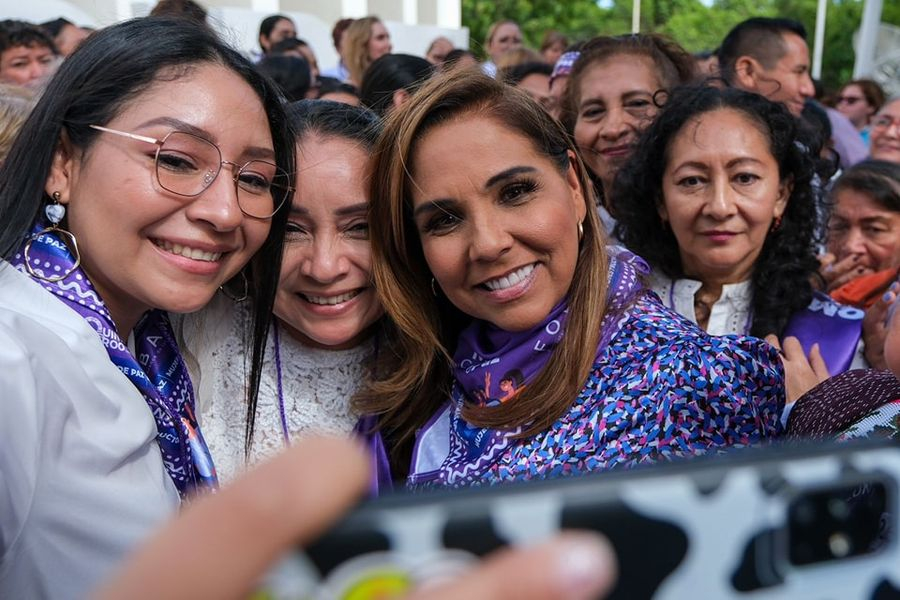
[462,0,900,90]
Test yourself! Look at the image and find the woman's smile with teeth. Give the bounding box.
[302,290,361,305]
[483,263,536,291]
[153,239,222,262]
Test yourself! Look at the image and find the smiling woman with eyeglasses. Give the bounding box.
[870,97,900,165]
[0,17,294,598]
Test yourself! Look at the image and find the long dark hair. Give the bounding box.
[614,85,819,338]
[359,53,434,116]
[0,17,295,450]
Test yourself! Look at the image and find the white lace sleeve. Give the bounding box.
[182,299,368,484]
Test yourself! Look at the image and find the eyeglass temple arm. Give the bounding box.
[89,125,161,146]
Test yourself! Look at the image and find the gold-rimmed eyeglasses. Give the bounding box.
[89,124,292,219]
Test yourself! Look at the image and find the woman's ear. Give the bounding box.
[655,191,669,223]
[774,177,792,219]
[44,132,77,205]
[392,89,410,111]
[565,150,587,223]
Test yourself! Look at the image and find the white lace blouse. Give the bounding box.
[648,269,868,373]
[177,294,370,483]
[648,270,754,335]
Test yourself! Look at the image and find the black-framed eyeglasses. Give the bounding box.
[90,124,292,219]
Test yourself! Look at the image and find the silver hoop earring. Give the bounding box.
[221,270,249,302]
[24,191,80,282]
[431,277,438,297]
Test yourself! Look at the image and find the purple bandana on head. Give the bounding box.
[550,50,580,89]
[11,223,218,498]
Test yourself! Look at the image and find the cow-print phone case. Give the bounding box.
[261,438,900,599]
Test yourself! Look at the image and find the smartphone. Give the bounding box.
[259,438,900,599]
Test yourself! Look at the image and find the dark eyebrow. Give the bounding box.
[290,202,369,217]
[334,202,368,217]
[622,90,655,98]
[669,160,708,172]
[413,198,455,219]
[136,116,276,160]
[137,116,212,140]
[413,167,537,219]
[671,157,766,172]
[484,166,537,190]
[725,157,766,168]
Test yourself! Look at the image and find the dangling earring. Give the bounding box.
[771,216,783,231]
[577,221,584,242]
[24,191,81,282]
[431,277,439,297]
[221,270,249,302]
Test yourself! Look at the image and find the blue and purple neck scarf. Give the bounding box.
[11,223,217,498]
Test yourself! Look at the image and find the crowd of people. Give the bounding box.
[1,6,899,599]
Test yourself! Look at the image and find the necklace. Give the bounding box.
[668,279,754,334]
[272,320,291,445]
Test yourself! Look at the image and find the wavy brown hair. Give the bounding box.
[355,69,608,451]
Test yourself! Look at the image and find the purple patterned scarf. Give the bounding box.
[452,249,651,408]
[11,224,217,498]
[453,301,568,408]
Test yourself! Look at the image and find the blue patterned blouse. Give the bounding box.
[408,250,785,489]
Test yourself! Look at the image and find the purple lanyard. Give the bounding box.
[272,320,291,445]
[11,225,218,497]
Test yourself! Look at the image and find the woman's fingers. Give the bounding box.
[96,437,618,600]
[780,335,806,361]
[770,336,831,404]
[95,437,369,600]
[862,284,900,369]
[410,533,617,600]
[819,253,869,290]
[808,343,830,380]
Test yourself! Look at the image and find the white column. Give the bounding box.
[342,0,368,18]
[436,0,460,29]
[62,0,130,25]
[631,0,640,34]
[249,0,279,11]
[402,0,417,25]
[853,0,883,77]
[812,0,828,79]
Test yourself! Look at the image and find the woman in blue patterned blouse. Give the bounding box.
[355,70,785,488]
